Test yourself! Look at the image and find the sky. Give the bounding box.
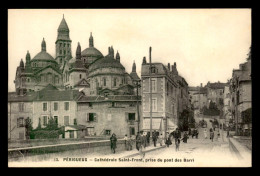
[8,9,251,92]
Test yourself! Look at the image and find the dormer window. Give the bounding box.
[151,65,157,73]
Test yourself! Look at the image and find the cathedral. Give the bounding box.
[14,15,140,96]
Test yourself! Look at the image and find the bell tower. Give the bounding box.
[55,15,72,67]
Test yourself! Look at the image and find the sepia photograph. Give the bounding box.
[8,9,252,167]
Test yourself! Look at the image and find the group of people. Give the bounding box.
[110,128,195,155]
[188,128,199,139]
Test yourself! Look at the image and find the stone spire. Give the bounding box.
[76,42,81,60]
[89,32,94,47]
[20,59,24,68]
[57,15,70,41]
[116,50,120,62]
[142,57,147,64]
[108,47,111,56]
[41,38,46,51]
[26,50,31,64]
[132,60,136,72]
[111,46,114,58]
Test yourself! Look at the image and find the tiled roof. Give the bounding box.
[89,55,125,72]
[35,89,82,101]
[207,82,227,89]
[8,92,37,102]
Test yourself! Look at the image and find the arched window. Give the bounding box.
[79,74,82,79]
[103,78,106,86]
[114,78,117,87]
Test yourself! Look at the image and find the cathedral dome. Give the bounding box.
[32,51,56,63]
[81,47,103,58]
[31,38,57,64]
[88,55,125,72]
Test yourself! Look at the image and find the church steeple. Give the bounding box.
[116,50,120,62]
[41,38,46,51]
[132,61,136,72]
[76,42,81,60]
[55,15,72,67]
[89,32,94,47]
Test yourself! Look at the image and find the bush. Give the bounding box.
[32,130,60,139]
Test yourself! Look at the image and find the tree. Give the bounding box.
[46,116,58,130]
[25,117,33,139]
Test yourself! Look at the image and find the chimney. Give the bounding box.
[168,63,170,70]
[149,47,152,63]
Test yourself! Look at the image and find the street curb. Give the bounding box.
[123,145,166,158]
[228,138,251,160]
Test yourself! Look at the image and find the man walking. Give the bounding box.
[158,133,163,146]
[110,133,117,154]
[136,132,141,151]
[139,131,146,158]
[152,130,157,147]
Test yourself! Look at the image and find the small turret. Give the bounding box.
[25,51,31,66]
[76,42,81,60]
[116,50,120,62]
[89,32,94,47]
[41,38,46,51]
[132,60,136,72]
[111,46,114,58]
[20,59,24,68]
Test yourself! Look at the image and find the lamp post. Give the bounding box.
[149,47,153,138]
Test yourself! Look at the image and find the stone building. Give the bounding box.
[141,53,191,136]
[189,84,207,111]
[205,81,227,109]
[230,50,251,134]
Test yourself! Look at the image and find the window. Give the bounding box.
[89,102,93,108]
[54,116,58,124]
[64,116,69,125]
[114,78,117,87]
[74,119,77,125]
[151,65,156,73]
[79,74,82,79]
[44,74,47,82]
[17,117,24,127]
[87,127,95,136]
[64,50,66,55]
[151,79,157,92]
[64,43,66,47]
[54,102,58,111]
[43,116,48,126]
[130,127,135,135]
[60,58,62,63]
[19,103,24,112]
[105,130,111,135]
[103,78,106,86]
[112,102,115,107]
[64,102,69,111]
[43,102,47,111]
[128,113,136,121]
[60,50,62,55]
[87,113,97,122]
[59,43,62,47]
[152,99,157,111]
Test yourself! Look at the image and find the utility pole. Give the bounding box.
[136,80,141,133]
[149,47,153,137]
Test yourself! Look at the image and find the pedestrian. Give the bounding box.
[194,128,199,139]
[146,132,150,146]
[110,133,117,153]
[165,132,172,147]
[188,128,192,136]
[136,132,141,151]
[210,128,214,142]
[181,132,188,143]
[174,128,181,143]
[139,131,146,158]
[158,133,163,146]
[192,129,195,138]
[203,128,207,139]
[130,135,135,150]
[227,128,230,138]
[123,134,128,150]
[152,130,157,147]
[175,138,180,152]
